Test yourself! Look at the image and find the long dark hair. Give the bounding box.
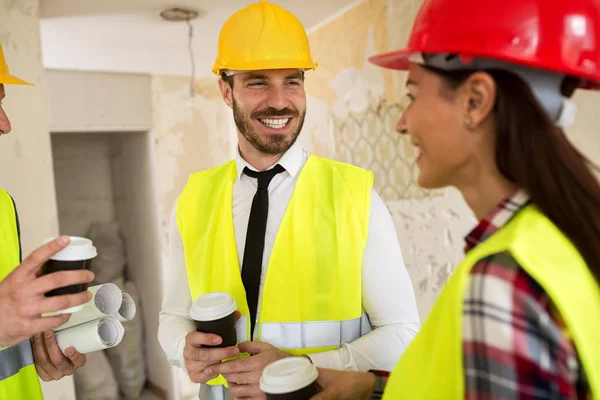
[425,65,600,285]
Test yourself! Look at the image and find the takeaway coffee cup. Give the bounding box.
[260,357,319,400]
[41,236,97,301]
[189,292,237,348]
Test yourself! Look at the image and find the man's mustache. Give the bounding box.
[252,108,299,119]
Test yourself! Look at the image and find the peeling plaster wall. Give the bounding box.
[151,76,236,273]
[0,0,75,398]
[304,0,600,320]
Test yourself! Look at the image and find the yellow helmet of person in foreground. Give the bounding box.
[212,0,318,75]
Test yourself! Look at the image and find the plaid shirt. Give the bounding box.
[372,190,589,399]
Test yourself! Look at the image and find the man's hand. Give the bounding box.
[183,331,240,384]
[310,369,376,400]
[0,236,95,347]
[31,330,87,381]
[212,341,291,400]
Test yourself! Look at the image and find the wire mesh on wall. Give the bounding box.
[333,101,442,201]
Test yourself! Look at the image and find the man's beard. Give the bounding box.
[233,96,306,155]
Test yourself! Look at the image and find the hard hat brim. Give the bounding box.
[212,59,318,76]
[0,74,33,86]
[368,49,411,71]
[368,48,600,90]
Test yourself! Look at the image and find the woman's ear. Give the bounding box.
[461,71,496,129]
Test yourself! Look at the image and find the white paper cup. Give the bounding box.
[260,357,319,399]
[41,236,97,314]
[189,292,237,348]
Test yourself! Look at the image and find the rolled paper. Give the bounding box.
[56,317,125,355]
[54,283,123,332]
[112,292,136,322]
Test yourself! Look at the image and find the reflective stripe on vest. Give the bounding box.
[235,313,371,348]
[0,341,34,381]
[260,313,372,349]
[383,205,600,399]
[178,155,373,387]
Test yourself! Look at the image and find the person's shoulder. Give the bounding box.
[183,160,237,186]
[311,155,372,174]
[467,250,547,302]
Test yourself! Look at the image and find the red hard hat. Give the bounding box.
[369,0,600,89]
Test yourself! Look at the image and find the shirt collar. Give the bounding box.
[464,189,530,252]
[235,140,304,180]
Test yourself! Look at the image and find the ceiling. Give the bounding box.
[40,0,361,77]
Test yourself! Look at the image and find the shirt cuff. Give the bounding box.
[175,335,189,374]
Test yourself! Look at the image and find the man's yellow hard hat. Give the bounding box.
[212,0,318,75]
[0,45,32,85]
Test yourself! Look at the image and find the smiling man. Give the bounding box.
[158,1,420,400]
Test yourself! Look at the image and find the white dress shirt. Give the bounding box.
[158,141,420,399]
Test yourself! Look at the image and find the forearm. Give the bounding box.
[308,321,419,371]
[158,312,195,370]
[159,200,195,370]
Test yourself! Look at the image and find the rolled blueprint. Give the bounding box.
[112,292,136,322]
[56,317,125,355]
[54,283,123,332]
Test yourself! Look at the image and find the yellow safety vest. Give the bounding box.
[383,205,600,399]
[0,189,44,400]
[177,155,373,387]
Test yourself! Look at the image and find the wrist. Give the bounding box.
[363,372,377,398]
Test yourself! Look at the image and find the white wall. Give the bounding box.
[111,131,172,397]
[50,130,173,397]
[51,134,116,236]
[45,69,152,133]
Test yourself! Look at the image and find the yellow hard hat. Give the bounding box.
[212,0,318,75]
[0,45,32,85]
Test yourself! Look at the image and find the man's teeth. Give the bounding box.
[260,118,289,129]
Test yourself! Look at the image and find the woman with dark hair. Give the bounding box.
[308,0,600,398]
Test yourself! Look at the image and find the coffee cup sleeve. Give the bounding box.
[55,317,125,355]
[53,283,124,332]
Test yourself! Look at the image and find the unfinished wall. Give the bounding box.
[151,76,236,267]
[51,133,116,236]
[0,0,76,398]
[110,131,167,396]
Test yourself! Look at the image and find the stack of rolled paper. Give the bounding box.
[52,283,137,355]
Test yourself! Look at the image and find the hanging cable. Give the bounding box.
[186,17,196,98]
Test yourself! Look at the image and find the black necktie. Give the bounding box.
[241,164,285,337]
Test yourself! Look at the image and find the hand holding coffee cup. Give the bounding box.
[184,292,241,384]
[41,236,97,314]
[260,357,320,400]
[190,292,238,347]
[0,236,95,347]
